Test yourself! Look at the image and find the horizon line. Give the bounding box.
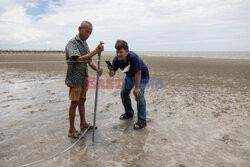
[1,50,250,52]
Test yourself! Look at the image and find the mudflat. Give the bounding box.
[0,52,250,167]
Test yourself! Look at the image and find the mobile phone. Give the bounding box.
[105,60,112,67]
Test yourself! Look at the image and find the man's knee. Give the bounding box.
[79,98,86,105]
[135,96,144,103]
[71,100,79,107]
[120,89,129,98]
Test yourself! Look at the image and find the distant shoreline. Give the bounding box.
[1,50,250,53]
[1,50,250,60]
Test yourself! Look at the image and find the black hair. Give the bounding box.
[115,40,129,50]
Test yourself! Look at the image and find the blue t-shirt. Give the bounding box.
[112,51,149,85]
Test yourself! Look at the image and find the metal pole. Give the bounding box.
[92,52,101,143]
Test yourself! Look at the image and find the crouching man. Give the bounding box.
[108,40,149,129]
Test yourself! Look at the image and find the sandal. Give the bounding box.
[133,120,147,130]
[80,123,97,132]
[68,130,81,138]
[120,113,133,120]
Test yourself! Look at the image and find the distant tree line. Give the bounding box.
[0,50,65,54]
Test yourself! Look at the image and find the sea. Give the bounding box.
[102,51,250,59]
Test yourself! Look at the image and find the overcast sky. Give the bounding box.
[0,0,249,51]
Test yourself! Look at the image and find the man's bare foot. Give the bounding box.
[80,122,90,129]
[68,129,81,138]
[80,123,97,132]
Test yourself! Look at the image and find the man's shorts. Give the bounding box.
[69,86,88,101]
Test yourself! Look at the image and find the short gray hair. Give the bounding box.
[115,40,129,50]
[79,20,92,28]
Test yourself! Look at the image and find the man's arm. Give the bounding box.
[133,70,141,97]
[89,61,103,76]
[135,70,141,89]
[77,42,104,63]
[76,50,97,63]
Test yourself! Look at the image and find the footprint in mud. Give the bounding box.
[104,103,113,112]
[2,105,10,108]
[212,112,221,118]
[167,112,174,117]
[152,108,158,112]
[221,134,241,145]
[200,101,205,106]
[22,105,32,109]
[111,139,118,143]
[161,137,168,142]
[30,110,36,114]
[48,99,64,103]
[186,101,194,106]
[224,106,230,111]
[7,80,14,84]
[0,132,5,141]
[100,102,115,113]
[222,134,230,142]
[6,98,21,102]
[112,91,119,97]
[39,140,45,144]
[46,90,56,95]
[221,108,229,114]
[31,97,36,100]
[39,109,48,112]
[29,109,47,114]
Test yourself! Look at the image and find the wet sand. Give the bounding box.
[0,53,250,167]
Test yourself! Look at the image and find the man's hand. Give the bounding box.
[107,65,115,77]
[95,42,104,54]
[77,42,104,63]
[98,68,103,76]
[107,65,113,71]
[133,88,141,98]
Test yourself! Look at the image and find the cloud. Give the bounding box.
[0,0,249,51]
[25,1,38,8]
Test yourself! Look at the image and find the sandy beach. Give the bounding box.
[0,52,250,167]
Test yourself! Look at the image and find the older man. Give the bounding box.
[65,21,104,138]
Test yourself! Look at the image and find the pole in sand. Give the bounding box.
[92,42,102,143]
